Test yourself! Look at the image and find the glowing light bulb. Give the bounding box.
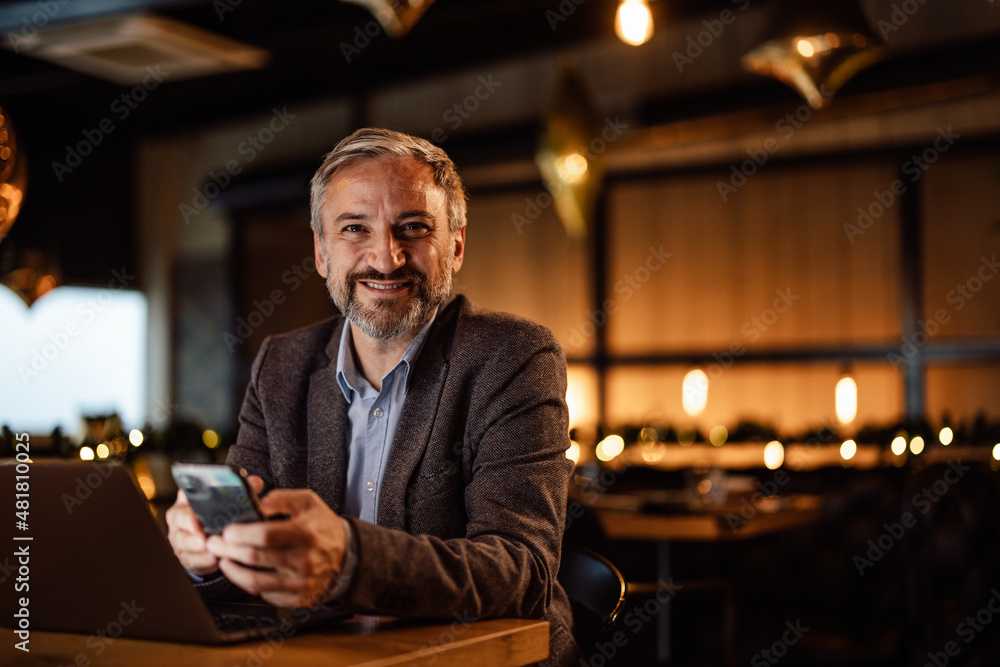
[796,38,815,57]
[96,443,109,459]
[129,429,144,447]
[555,152,589,184]
[763,440,784,470]
[890,436,907,456]
[682,369,708,417]
[202,429,220,449]
[709,425,728,447]
[939,427,953,446]
[993,444,1000,461]
[910,436,925,455]
[80,447,95,461]
[835,376,857,425]
[840,439,857,460]
[596,435,625,462]
[615,0,653,46]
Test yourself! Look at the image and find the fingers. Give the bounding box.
[166,493,218,576]
[206,491,346,607]
[258,488,321,517]
[218,556,335,608]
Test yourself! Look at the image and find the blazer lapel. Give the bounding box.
[306,320,349,514]
[376,309,454,531]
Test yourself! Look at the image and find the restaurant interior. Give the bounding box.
[2,0,1000,664]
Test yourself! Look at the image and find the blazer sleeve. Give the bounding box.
[342,330,573,621]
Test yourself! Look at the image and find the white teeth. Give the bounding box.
[364,282,402,290]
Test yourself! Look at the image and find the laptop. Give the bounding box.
[0,460,348,643]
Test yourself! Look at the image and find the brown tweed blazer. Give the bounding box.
[206,294,580,665]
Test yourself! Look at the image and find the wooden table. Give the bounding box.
[584,493,822,665]
[2,617,549,667]
[594,494,822,542]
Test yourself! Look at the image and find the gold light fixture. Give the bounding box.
[615,0,654,46]
[341,0,436,38]
[535,58,605,240]
[741,0,885,109]
[0,103,26,241]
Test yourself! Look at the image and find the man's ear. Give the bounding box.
[451,225,467,274]
[313,229,328,278]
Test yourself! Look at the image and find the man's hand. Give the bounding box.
[165,475,265,576]
[206,488,347,608]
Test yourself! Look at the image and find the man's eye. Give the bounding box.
[342,224,365,233]
[402,222,428,232]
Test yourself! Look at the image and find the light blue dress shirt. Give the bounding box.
[335,310,437,524]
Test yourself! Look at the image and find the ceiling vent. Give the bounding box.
[7,13,269,86]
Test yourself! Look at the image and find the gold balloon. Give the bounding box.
[0,104,28,240]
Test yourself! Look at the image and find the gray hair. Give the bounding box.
[309,128,468,237]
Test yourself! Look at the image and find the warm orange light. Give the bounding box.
[615,0,653,46]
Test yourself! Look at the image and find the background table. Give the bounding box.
[2,617,549,667]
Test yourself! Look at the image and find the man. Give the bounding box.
[166,128,580,665]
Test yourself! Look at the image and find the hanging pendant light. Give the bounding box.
[615,0,654,46]
[741,0,885,109]
[0,103,27,241]
[535,56,606,240]
[341,0,436,38]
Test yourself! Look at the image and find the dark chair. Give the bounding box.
[558,544,627,661]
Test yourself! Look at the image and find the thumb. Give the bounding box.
[247,475,265,495]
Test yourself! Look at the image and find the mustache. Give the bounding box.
[348,268,424,284]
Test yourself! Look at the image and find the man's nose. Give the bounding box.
[367,230,405,275]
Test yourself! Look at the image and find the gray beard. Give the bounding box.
[326,259,452,341]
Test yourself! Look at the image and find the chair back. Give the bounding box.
[557,544,627,656]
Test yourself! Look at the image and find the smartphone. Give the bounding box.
[171,463,265,535]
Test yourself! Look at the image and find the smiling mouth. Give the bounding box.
[360,280,411,292]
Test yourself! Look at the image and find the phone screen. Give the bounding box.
[171,464,264,535]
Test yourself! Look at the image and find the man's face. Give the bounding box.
[313,156,465,342]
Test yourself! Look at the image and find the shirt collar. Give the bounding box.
[336,308,438,401]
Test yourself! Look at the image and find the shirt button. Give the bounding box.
[372,407,384,418]
[366,481,375,491]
